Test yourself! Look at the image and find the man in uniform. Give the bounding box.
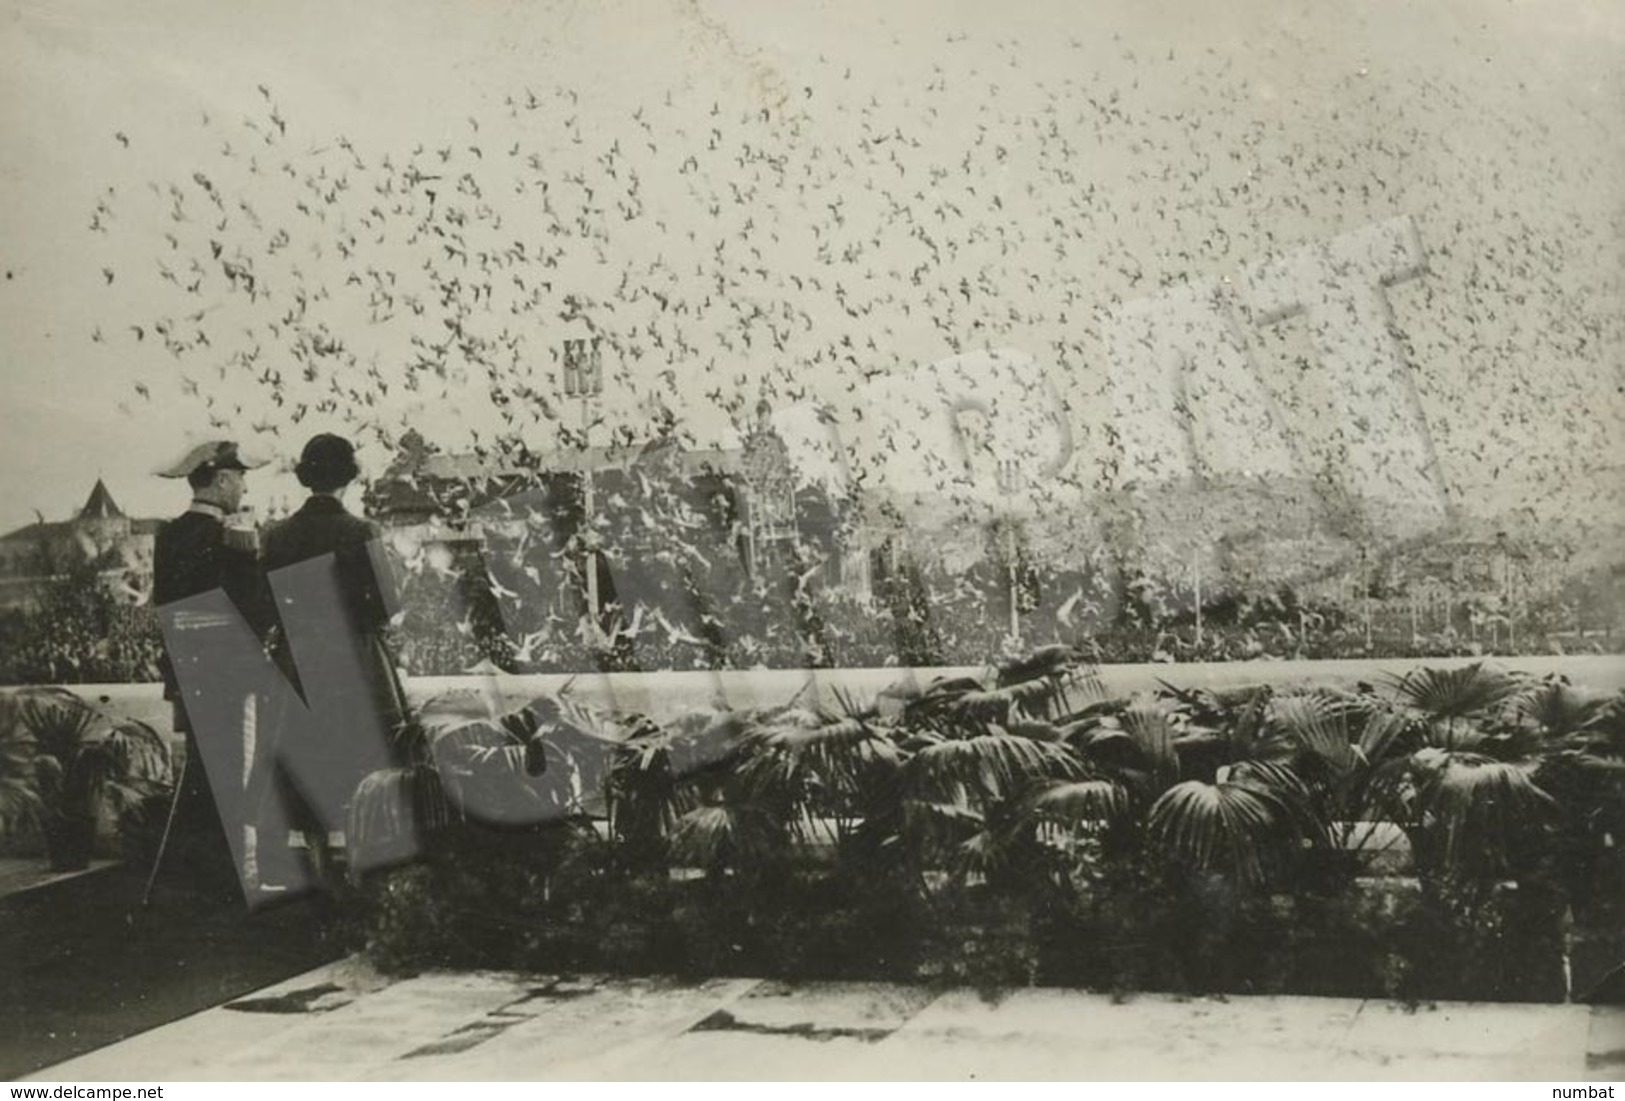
[151,440,273,903]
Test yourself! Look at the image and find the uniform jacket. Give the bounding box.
[152,505,274,703]
[151,502,272,899]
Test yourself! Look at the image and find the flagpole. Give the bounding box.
[994,458,1022,651]
[566,335,605,648]
[1008,521,1019,645]
[581,392,600,644]
[1193,545,1203,649]
[1362,547,1373,651]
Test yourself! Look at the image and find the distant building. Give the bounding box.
[0,480,160,611]
[362,411,872,615]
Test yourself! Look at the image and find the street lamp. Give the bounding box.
[1494,530,1518,654]
[1360,546,1373,651]
[995,458,1022,649]
[564,335,604,643]
[1192,544,1203,649]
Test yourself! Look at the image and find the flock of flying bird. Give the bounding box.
[85,32,1622,594]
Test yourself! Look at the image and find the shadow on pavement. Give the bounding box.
[0,864,346,1080]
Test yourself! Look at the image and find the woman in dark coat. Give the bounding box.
[253,433,409,889]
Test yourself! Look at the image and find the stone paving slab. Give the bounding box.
[698,979,942,1037]
[33,961,1615,1081]
[1588,1009,1625,1080]
[1336,1000,1589,1079]
[23,958,387,1081]
[367,976,762,1082]
[0,858,117,900]
[206,971,542,1081]
[0,868,345,1080]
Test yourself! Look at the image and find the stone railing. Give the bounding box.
[41,652,1625,735]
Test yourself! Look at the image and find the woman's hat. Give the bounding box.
[294,433,361,490]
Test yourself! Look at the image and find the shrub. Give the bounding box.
[349,653,1621,1002]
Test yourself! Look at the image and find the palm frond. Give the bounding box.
[1004,719,1065,743]
[953,828,1005,876]
[995,643,1086,686]
[904,730,1080,803]
[1409,748,1554,873]
[605,727,700,854]
[105,717,171,782]
[1023,777,1133,828]
[1516,681,1611,737]
[669,804,734,870]
[993,644,1106,720]
[1580,692,1625,752]
[519,691,641,744]
[900,676,1006,730]
[422,716,523,762]
[897,796,985,855]
[18,691,99,760]
[0,700,43,834]
[1147,772,1300,886]
[668,802,783,872]
[1386,662,1521,721]
[666,708,751,781]
[1118,698,1180,782]
[348,763,456,869]
[942,687,1019,729]
[1158,680,1271,729]
[754,712,905,793]
[1269,692,1358,774]
[1229,759,1330,848]
[827,685,879,722]
[0,692,169,825]
[1356,707,1418,764]
[73,719,170,818]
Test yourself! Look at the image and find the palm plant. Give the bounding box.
[1371,664,1556,879]
[0,693,45,838]
[1073,689,1326,889]
[1248,664,1567,884]
[1256,688,1411,872]
[874,656,1096,889]
[647,690,908,889]
[735,692,900,848]
[0,687,169,870]
[851,651,1332,894]
[601,649,1111,897]
[608,704,757,873]
[348,648,1625,997]
[348,686,634,874]
[1145,759,1324,888]
[1512,678,1625,912]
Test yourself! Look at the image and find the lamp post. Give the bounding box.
[564,335,604,644]
[1493,531,1517,654]
[995,458,1022,649]
[1005,524,1019,644]
[1361,546,1373,651]
[1192,544,1203,649]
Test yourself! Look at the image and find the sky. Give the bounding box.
[1,0,1621,558]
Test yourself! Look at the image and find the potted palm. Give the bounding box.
[0,693,42,844]
[0,687,170,871]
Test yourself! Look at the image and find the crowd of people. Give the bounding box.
[0,532,1617,686]
[0,566,165,685]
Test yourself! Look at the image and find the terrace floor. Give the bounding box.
[0,863,345,1080]
[28,958,1625,1082]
